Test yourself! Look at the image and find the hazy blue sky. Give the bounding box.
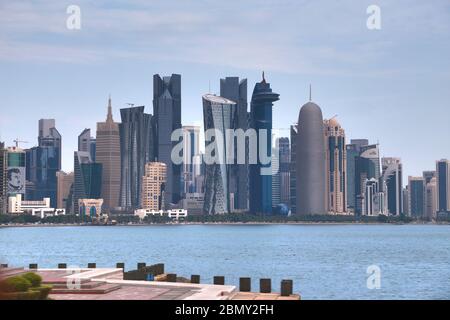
[0,0,449,182]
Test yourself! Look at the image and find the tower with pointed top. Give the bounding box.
[249,72,279,214]
[96,97,121,211]
[153,74,182,207]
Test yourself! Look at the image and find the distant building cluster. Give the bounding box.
[1,73,449,220]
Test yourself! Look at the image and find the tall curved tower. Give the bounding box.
[296,100,327,215]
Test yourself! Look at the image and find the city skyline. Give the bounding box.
[1,1,449,184]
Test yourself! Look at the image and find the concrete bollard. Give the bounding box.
[213,276,225,285]
[281,279,293,296]
[137,262,146,270]
[260,278,272,293]
[191,275,200,284]
[116,262,125,270]
[166,273,177,282]
[29,263,38,270]
[88,263,96,269]
[239,277,251,292]
[58,263,67,269]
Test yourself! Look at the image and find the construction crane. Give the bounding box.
[13,138,28,148]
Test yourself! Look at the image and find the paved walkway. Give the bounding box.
[1,267,300,300]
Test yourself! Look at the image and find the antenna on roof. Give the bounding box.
[309,84,312,101]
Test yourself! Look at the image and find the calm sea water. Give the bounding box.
[1,224,449,299]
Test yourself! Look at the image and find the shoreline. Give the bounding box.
[1,221,448,228]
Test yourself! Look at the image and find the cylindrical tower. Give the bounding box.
[296,101,327,215]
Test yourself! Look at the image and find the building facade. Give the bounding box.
[408,176,425,218]
[324,118,347,214]
[182,125,201,195]
[73,151,102,214]
[436,159,450,213]
[362,178,386,216]
[153,74,182,207]
[142,162,167,211]
[0,142,7,213]
[249,73,279,214]
[346,139,369,212]
[354,144,380,215]
[289,125,297,214]
[78,128,96,162]
[26,119,61,207]
[96,97,121,211]
[296,98,326,215]
[56,171,74,211]
[202,94,237,214]
[119,106,155,210]
[6,147,26,200]
[425,177,437,219]
[220,77,249,211]
[381,157,403,215]
[78,198,103,218]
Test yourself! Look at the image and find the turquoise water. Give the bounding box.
[1,224,449,299]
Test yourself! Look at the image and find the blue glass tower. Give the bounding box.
[249,73,279,214]
[26,119,61,207]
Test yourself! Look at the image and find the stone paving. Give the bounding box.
[1,267,300,300]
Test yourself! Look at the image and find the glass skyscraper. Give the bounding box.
[73,151,102,214]
[26,119,61,207]
[153,74,182,207]
[220,77,249,211]
[408,176,425,218]
[436,159,450,213]
[202,94,237,214]
[354,143,380,215]
[381,157,403,216]
[119,106,155,210]
[249,74,279,214]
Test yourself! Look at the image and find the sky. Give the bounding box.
[0,0,449,183]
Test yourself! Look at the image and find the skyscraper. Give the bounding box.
[7,147,26,200]
[119,106,155,210]
[273,137,290,206]
[408,176,425,218]
[381,157,403,215]
[436,159,450,213]
[324,118,347,214]
[249,73,279,214]
[202,94,237,214]
[73,151,102,214]
[220,77,249,211]
[56,171,74,210]
[425,177,437,219]
[362,178,385,216]
[0,142,7,213]
[96,97,121,211]
[354,143,380,215]
[26,119,61,207]
[78,128,96,162]
[296,94,326,215]
[272,145,281,206]
[182,125,201,195]
[142,162,167,210]
[346,139,369,212]
[153,74,182,207]
[289,125,297,214]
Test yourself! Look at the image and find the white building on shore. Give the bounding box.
[8,194,65,218]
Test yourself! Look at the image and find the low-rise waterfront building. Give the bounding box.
[8,193,65,217]
[78,198,103,218]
